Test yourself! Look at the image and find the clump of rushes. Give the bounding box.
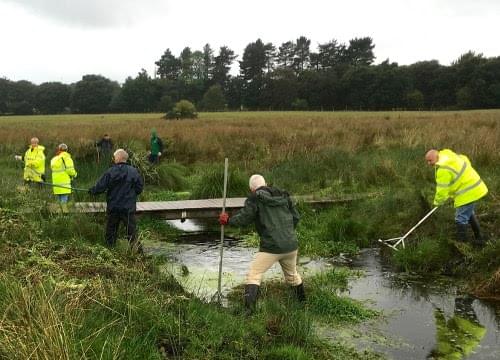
[392,236,455,274]
[127,150,189,190]
[191,165,248,199]
[307,269,378,323]
[296,204,364,257]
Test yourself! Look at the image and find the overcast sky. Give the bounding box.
[1,0,499,84]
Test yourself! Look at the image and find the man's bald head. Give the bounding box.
[249,174,266,192]
[425,149,439,166]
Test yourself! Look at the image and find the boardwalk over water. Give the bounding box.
[75,194,377,220]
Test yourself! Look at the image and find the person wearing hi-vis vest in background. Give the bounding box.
[14,137,46,185]
[50,143,77,206]
[425,149,488,246]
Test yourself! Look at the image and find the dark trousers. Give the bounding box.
[106,210,137,247]
[148,154,159,164]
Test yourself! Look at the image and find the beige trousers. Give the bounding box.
[246,250,302,286]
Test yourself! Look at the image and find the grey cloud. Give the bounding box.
[5,0,169,27]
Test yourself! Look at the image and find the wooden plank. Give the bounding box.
[74,193,379,219]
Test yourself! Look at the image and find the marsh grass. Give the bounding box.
[1,111,499,166]
[296,205,365,256]
[1,111,499,357]
[191,164,249,199]
[392,237,454,273]
[307,269,378,323]
[1,205,376,359]
[0,278,81,360]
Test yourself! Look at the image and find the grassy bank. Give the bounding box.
[1,111,499,357]
[0,199,380,359]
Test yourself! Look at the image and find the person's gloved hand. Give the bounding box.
[433,199,444,206]
[14,155,22,161]
[219,212,229,225]
[158,152,162,156]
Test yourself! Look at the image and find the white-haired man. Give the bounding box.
[89,149,144,251]
[219,174,304,314]
[15,137,46,184]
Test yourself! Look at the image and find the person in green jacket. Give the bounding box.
[219,174,304,314]
[148,129,164,164]
[14,137,46,184]
[425,149,488,245]
[428,296,486,359]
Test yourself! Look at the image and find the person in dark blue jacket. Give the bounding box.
[89,149,144,251]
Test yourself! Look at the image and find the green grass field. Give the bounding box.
[0,111,499,358]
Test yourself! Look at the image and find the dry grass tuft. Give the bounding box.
[472,268,500,300]
[0,279,83,359]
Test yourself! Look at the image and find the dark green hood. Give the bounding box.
[255,187,290,207]
[229,186,300,254]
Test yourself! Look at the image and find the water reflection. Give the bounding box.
[166,219,204,232]
[346,248,499,360]
[428,296,486,359]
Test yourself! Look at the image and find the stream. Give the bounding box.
[145,220,500,360]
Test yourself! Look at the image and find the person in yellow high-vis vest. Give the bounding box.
[14,137,46,184]
[50,143,77,204]
[425,149,488,245]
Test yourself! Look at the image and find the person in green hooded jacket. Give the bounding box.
[148,129,164,164]
[219,174,304,314]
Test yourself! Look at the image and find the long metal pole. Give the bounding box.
[216,158,229,302]
[38,181,89,192]
[394,206,439,248]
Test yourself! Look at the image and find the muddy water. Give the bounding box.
[145,220,500,359]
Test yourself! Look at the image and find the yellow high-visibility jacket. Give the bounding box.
[23,145,45,182]
[50,152,77,195]
[434,149,488,208]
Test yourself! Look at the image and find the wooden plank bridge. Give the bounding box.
[75,194,378,220]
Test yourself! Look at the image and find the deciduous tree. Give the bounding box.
[71,74,118,113]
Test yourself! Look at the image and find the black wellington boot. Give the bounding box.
[469,214,486,246]
[455,223,468,243]
[293,283,306,303]
[244,284,259,315]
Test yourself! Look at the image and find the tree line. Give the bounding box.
[1,36,500,115]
